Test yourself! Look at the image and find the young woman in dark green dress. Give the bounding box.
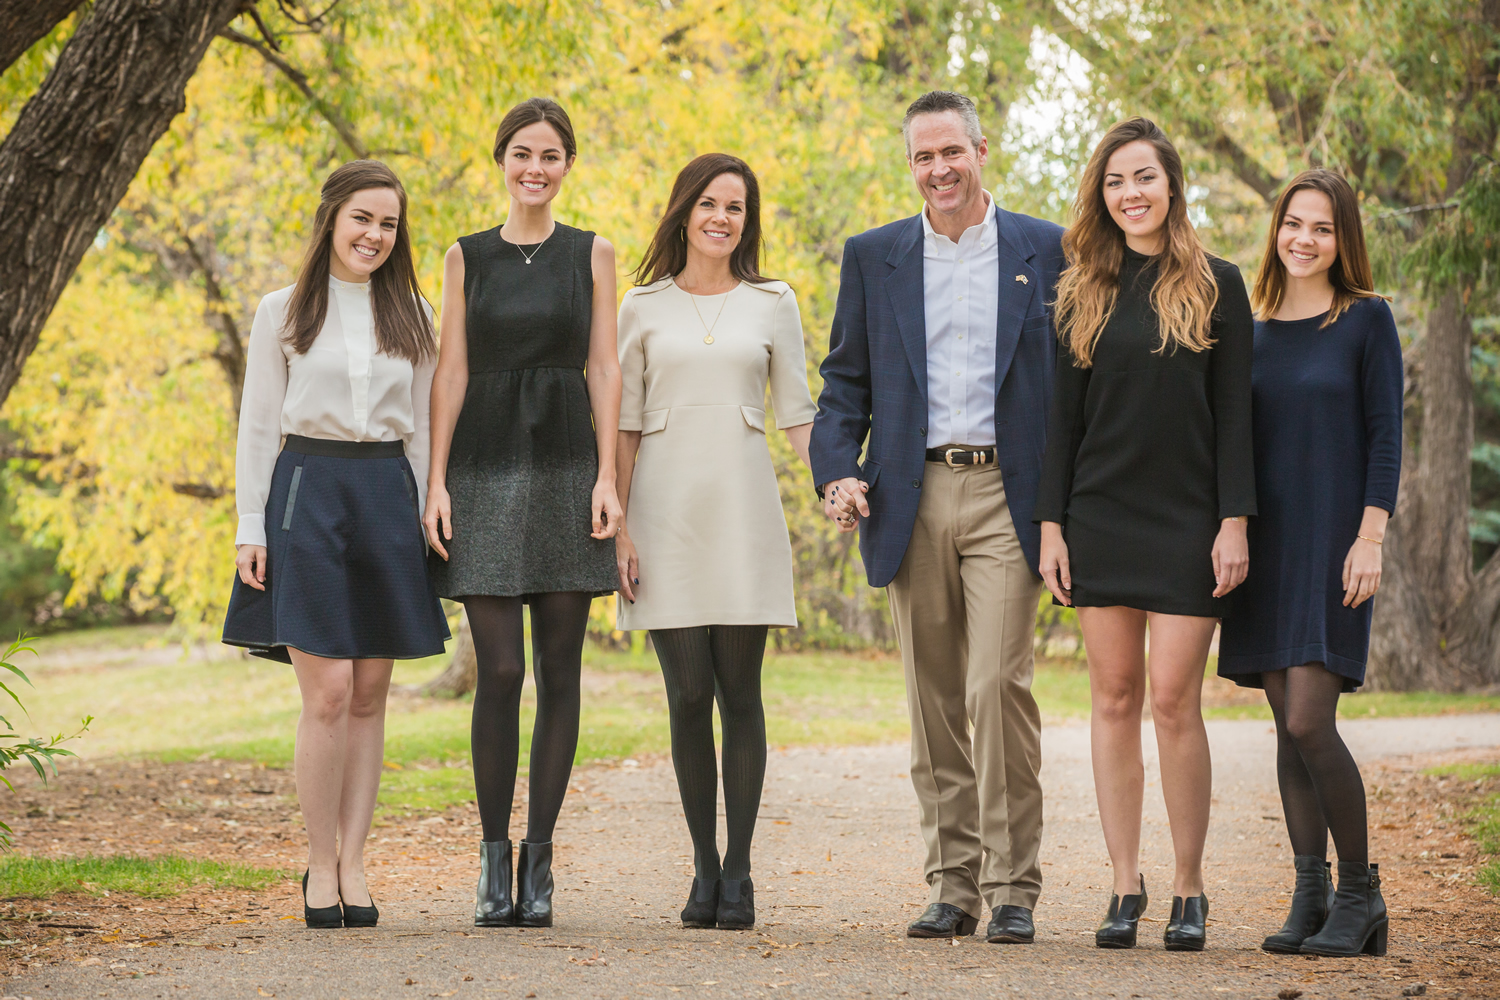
[1036,118,1255,952]
[1219,170,1400,958]
[424,98,622,928]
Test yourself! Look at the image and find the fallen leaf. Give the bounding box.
[258,990,275,998]
[406,979,416,986]
[1278,990,1302,1000]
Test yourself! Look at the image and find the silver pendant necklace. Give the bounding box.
[516,234,548,264]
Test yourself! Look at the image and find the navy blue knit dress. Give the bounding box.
[1217,297,1403,691]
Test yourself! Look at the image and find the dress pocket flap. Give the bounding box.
[641,408,670,435]
[740,406,766,433]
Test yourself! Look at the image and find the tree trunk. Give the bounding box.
[0,0,86,73]
[0,0,248,408]
[400,608,476,698]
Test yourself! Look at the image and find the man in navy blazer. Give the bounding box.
[811,92,1065,943]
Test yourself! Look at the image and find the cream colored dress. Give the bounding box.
[616,278,818,630]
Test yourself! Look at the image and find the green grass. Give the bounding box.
[1425,762,1500,895]
[1201,688,1500,721]
[0,854,284,899]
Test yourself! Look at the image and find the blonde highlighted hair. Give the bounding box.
[1054,117,1218,366]
[1251,168,1381,326]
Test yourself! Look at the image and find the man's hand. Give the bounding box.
[822,478,869,533]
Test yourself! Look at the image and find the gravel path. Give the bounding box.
[22,714,1500,999]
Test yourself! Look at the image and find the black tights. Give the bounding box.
[651,625,769,881]
[464,592,592,844]
[1263,664,1368,863]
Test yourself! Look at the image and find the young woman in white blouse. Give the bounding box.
[223,160,449,929]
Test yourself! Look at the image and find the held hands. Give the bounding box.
[592,479,623,540]
[423,481,453,561]
[822,477,869,533]
[235,544,268,592]
[1039,522,1071,606]
[616,531,639,603]
[1342,536,1383,608]
[1211,517,1249,598]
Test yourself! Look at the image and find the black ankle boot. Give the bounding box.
[1095,875,1147,949]
[681,876,719,928]
[474,840,515,927]
[716,877,754,930]
[1164,893,1209,951]
[1300,861,1387,957]
[302,870,343,929]
[1263,856,1333,953]
[515,841,555,927]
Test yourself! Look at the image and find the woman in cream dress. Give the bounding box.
[614,153,816,931]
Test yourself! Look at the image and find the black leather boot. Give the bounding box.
[1263,856,1333,953]
[515,841,555,928]
[1095,875,1147,949]
[1164,893,1209,951]
[681,877,719,928]
[1300,861,1387,957]
[474,840,515,927]
[716,877,755,930]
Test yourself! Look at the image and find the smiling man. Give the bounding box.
[810,91,1065,942]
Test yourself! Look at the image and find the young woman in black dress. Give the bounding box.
[424,98,622,928]
[1218,170,1400,957]
[1035,118,1255,952]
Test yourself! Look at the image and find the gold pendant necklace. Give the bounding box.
[688,288,730,345]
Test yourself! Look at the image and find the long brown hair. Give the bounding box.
[1252,168,1381,326]
[633,153,770,286]
[1054,117,1219,366]
[281,160,435,363]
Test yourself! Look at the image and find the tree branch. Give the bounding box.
[0,0,86,75]
[218,26,369,159]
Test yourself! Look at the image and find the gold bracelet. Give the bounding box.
[1358,534,1384,545]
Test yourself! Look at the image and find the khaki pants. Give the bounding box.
[887,461,1043,916]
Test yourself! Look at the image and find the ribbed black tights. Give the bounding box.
[650,625,769,881]
[463,592,592,844]
[1263,663,1368,863]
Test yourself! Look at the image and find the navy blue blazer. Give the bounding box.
[810,209,1066,588]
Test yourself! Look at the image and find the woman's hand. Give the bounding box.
[424,481,452,560]
[1342,536,1383,608]
[592,479,623,540]
[235,545,268,591]
[1039,522,1071,606]
[822,478,868,532]
[616,531,639,603]
[1212,517,1249,597]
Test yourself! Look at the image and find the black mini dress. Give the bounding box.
[1034,248,1257,617]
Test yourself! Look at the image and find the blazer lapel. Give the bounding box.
[993,208,1039,392]
[885,216,928,404]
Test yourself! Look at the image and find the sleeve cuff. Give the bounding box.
[235,514,267,548]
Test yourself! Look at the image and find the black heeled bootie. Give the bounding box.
[1095,875,1147,949]
[1300,861,1387,957]
[302,870,344,929]
[475,840,515,927]
[1263,856,1333,953]
[681,876,719,928]
[716,877,755,930]
[516,841,555,928]
[1164,893,1209,951]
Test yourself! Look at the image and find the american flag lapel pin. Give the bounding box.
[1015,274,1029,284]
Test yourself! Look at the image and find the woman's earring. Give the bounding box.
[679,226,686,243]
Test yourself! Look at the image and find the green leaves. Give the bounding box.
[0,635,91,847]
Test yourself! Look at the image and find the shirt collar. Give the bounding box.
[329,274,371,293]
[921,190,996,245]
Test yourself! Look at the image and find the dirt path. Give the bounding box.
[8,715,1500,999]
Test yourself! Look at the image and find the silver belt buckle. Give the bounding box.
[944,447,967,468]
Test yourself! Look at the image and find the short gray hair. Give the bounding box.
[901,91,983,158]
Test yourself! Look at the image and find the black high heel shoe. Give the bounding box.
[716,877,755,930]
[340,883,379,928]
[681,877,719,928]
[1095,875,1147,949]
[515,841,554,928]
[302,870,344,929]
[1164,893,1209,951]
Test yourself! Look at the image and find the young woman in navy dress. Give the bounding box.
[1218,169,1402,958]
[223,160,450,928]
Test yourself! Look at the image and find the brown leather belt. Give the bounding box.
[925,447,996,467]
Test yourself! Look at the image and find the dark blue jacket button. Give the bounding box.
[912,479,921,488]
[919,427,927,435]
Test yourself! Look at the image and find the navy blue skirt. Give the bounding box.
[222,436,451,663]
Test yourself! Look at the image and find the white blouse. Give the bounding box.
[234,276,436,547]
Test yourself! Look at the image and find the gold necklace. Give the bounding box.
[687,287,731,345]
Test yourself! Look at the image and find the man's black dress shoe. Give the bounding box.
[906,902,978,939]
[985,905,1034,943]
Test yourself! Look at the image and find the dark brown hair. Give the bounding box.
[492,97,577,164]
[281,160,435,363]
[1055,117,1219,366]
[633,153,769,286]
[1252,168,1381,326]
